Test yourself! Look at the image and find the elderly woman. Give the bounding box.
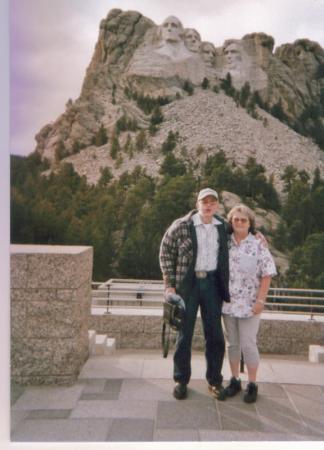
[222,204,276,403]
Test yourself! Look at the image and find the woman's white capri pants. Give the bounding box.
[222,314,261,367]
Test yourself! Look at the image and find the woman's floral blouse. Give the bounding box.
[222,233,277,318]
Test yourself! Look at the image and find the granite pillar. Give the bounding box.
[11,245,93,385]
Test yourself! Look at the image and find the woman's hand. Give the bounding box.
[165,287,176,297]
[252,301,264,315]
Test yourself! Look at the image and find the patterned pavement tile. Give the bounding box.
[156,400,220,430]
[106,418,154,441]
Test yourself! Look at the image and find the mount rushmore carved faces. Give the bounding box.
[200,42,217,67]
[160,16,183,43]
[154,16,195,61]
[184,28,201,53]
[223,42,242,70]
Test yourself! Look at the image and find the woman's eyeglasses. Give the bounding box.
[232,217,249,224]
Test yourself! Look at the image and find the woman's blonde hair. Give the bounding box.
[227,204,256,234]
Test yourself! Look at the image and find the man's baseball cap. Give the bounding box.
[197,188,218,201]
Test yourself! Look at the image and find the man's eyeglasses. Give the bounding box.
[201,199,217,205]
[232,217,249,224]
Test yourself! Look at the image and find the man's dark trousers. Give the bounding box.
[174,271,225,386]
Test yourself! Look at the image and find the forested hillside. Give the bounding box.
[11,152,324,288]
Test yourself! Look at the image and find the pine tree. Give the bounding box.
[202,77,210,89]
[159,153,186,177]
[281,165,298,193]
[161,131,178,154]
[110,134,120,159]
[270,99,287,122]
[251,91,264,109]
[150,105,164,126]
[94,124,108,146]
[183,80,194,95]
[311,167,323,192]
[220,73,235,97]
[98,167,113,187]
[135,130,147,151]
[273,221,289,251]
[239,82,251,108]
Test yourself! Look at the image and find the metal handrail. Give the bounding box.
[91,280,324,316]
[267,287,324,293]
[267,295,324,301]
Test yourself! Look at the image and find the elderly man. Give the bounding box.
[159,188,230,400]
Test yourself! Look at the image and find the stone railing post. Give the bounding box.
[11,244,93,385]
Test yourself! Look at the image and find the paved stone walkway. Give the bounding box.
[11,350,324,442]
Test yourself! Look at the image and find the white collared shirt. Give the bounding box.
[192,213,221,271]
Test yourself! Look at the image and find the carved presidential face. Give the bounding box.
[161,16,183,43]
[184,28,201,53]
[295,46,318,74]
[200,42,216,65]
[224,43,242,69]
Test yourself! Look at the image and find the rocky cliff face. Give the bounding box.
[35,8,324,191]
[60,89,324,192]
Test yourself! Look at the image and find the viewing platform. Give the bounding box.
[10,245,324,443]
[11,349,324,442]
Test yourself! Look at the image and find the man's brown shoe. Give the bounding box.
[208,383,227,401]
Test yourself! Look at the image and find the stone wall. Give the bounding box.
[88,312,324,356]
[11,245,93,385]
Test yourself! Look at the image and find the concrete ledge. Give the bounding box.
[88,311,324,355]
[309,345,324,363]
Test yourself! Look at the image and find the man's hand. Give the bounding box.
[255,231,268,248]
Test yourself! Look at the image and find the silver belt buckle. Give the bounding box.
[196,271,207,279]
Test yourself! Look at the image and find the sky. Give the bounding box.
[10,0,324,157]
